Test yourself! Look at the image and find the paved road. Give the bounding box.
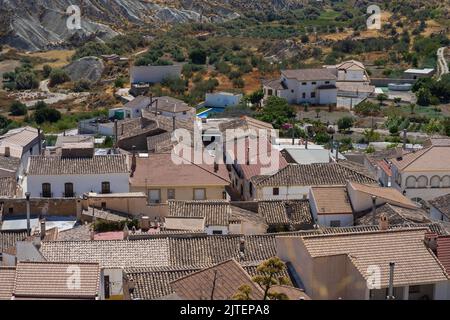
[437,47,449,80]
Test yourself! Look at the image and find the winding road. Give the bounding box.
[436,47,449,80]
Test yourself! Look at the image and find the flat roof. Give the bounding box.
[404,68,434,74]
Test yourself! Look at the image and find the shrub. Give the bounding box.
[337,116,354,132]
[189,48,207,64]
[73,80,92,92]
[9,101,27,116]
[34,107,62,124]
[49,69,70,87]
[43,65,52,78]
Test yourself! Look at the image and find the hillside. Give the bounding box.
[0,0,308,51]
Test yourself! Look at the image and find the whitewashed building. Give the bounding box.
[263,68,337,105]
[25,154,130,198]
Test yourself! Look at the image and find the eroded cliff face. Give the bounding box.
[0,0,306,51]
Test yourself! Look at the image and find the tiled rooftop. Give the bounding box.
[13,262,100,299]
[168,200,230,227]
[28,155,129,175]
[252,162,377,187]
[258,200,314,228]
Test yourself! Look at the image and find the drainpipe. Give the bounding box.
[26,192,31,236]
[387,262,395,300]
[37,127,42,155]
[402,129,407,150]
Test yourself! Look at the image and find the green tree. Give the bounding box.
[9,101,27,116]
[15,71,39,90]
[34,105,62,124]
[416,87,431,106]
[189,48,207,64]
[114,77,126,88]
[256,96,294,128]
[43,65,52,78]
[252,257,289,301]
[363,128,381,143]
[49,69,70,87]
[233,285,252,300]
[377,93,388,106]
[337,116,354,132]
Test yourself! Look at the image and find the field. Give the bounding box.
[27,50,75,70]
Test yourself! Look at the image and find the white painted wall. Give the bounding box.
[259,185,310,200]
[25,173,130,198]
[205,225,229,235]
[434,281,450,300]
[205,93,243,108]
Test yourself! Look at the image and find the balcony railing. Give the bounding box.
[40,192,53,198]
[62,192,76,198]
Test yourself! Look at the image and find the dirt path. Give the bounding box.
[437,47,449,80]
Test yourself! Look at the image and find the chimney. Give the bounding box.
[425,233,438,252]
[4,146,10,157]
[123,223,129,240]
[239,237,245,260]
[25,192,31,236]
[402,129,407,150]
[214,161,219,173]
[40,219,46,240]
[90,228,95,241]
[172,115,176,132]
[379,213,388,231]
[130,145,137,177]
[387,262,395,300]
[371,196,377,226]
[37,127,42,155]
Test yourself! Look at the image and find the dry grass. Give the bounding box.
[28,50,75,70]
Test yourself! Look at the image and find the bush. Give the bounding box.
[49,69,70,87]
[15,71,39,90]
[189,48,207,64]
[337,116,354,132]
[94,219,139,233]
[34,106,62,124]
[9,101,27,116]
[43,65,52,78]
[114,77,126,88]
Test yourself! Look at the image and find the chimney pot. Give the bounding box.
[4,146,10,157]
[371,196,377,226]
[379,213,388,231]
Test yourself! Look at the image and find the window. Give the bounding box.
[311,92,316,98]
[409,285,420,294]
[312,82,317,85]
[430,176,441,188]
[149,189,161,204]
[183,111,187,115]
[442,176,450,188]
[291,89,294,93]
[8,207,13,214]
[268,89,273,96]
[212,230,223,235]
[302,93,306,99]
[167,189,176,200]
[417,176,428,188]
[101,182,111,194]
[101,202,107,210]
[406,176,416,189]
[302,82,307,85]
[194,188,206,200]
[42,183,51,198]
[64,183,74,197]
[273,188,280,196]
[330,220,341,227]
[325,81,330,84]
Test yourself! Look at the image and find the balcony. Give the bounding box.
[40,192,53,198]
[63,192,76,198]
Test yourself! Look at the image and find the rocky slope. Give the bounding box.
[0,0,305,51]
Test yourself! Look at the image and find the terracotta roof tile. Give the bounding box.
[0,267,15,300]
[0,177,16,197]
[168,201,231,227]
[13,262,100,299]
[311,186,353,215]
[28,155,129,175]
[171,259,264,300]
[253,162,376,188]
[258,200,314,228]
